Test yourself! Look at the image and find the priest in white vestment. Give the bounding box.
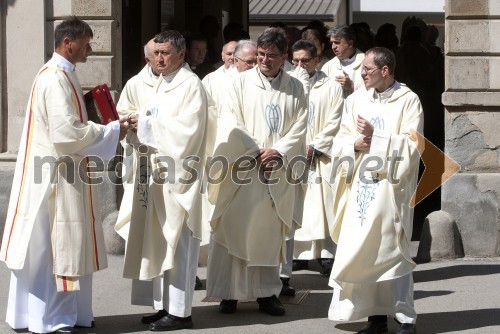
[199,40,239,263]
[322,24,365,98]
[120,30,207,332]
[0,17,128,334]
[114,39,168,324]
[289,40,344,277]
[207,27,307,316]
[328,47,422,334]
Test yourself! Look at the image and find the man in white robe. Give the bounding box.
[0,17,128,334]
[289,40,343,277]
[200,40,239,254]
[114,39,168,324]
[122,30,207,332]
[322,24,365,98]
[328,47,422,334]
[207,27,307,316]
[233,40,258,73]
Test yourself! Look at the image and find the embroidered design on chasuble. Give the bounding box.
[265,103,282,135]
[355,114,385,226]
[137,159,151,208]
[308,101,315,130]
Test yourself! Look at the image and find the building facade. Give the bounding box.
[0,0,498,257]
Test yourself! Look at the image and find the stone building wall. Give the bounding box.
[442,0,500,256]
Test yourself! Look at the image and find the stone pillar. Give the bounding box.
[442,0,500,257]
[5,0,46,154]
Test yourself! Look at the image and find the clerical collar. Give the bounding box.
[340,51,356,66]
[374,80,397,102]
[161,65,182,84]
[51,52,75,72]
[258,68,282,90]
[309,71,319,86]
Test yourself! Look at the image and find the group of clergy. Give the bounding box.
[1,18,421,334]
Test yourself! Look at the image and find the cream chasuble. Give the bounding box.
[208,66,307,267]
[328,82,423,289]
[122,63,207,280]
[200,65,238,248]
[294,71,343,245]
[1,54,109,283]
[322,49,365,98]
[115,64,161,240]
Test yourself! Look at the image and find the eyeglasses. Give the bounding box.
[292,58,312,66]
[235,56,257,66]
[257,51,281,60]
[361,66,380,74]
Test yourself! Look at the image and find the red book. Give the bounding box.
[84,84,119,125]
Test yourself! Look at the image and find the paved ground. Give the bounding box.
[1,249,500,334]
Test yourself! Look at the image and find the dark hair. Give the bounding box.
[290,39,317,59]
[366,47,396,75]
[257,27,288,55]
[223,22,250,42]
[54,16,93,49]
[154,30,186,52]
[184,33,207,49]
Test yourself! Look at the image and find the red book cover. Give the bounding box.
[84,84,119,125]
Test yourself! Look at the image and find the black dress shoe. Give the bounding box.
[55,327,78,334]
[141,309,168,324]
[396,323,416,334]
[75,320,95,328]
[292,260,309,271]
[149,314,193,331]
[219,299,238,313]
[195,276,203,290]
[357,315,388,334]
[280,277,296,296]
[318,258,334,276]
[256,295,286,316]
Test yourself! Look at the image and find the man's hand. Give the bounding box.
[356,115,374,137]
[257,148,282,172]
[335,71,353,92]
[118,118,129,140]
[128,113,138,133]
[306,145,315,167]
[354,135,371,152]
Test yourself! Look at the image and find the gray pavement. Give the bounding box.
[1,248,500,334]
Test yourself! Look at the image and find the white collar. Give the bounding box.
[50,52,75,72]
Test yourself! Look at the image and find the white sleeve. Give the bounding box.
[136,115,158,150]
[77,120,120,160]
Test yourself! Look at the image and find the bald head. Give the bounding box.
[144,39,155,62]
[144,38,160,75]
[222,41,237,69]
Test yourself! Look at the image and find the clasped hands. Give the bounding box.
[256,149,282,180]
[118,113,139,140]
[354,115,374,152]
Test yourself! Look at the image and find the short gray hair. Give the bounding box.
[153,30,186,52]
[234,39,257,58]
[327,24,356,42]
